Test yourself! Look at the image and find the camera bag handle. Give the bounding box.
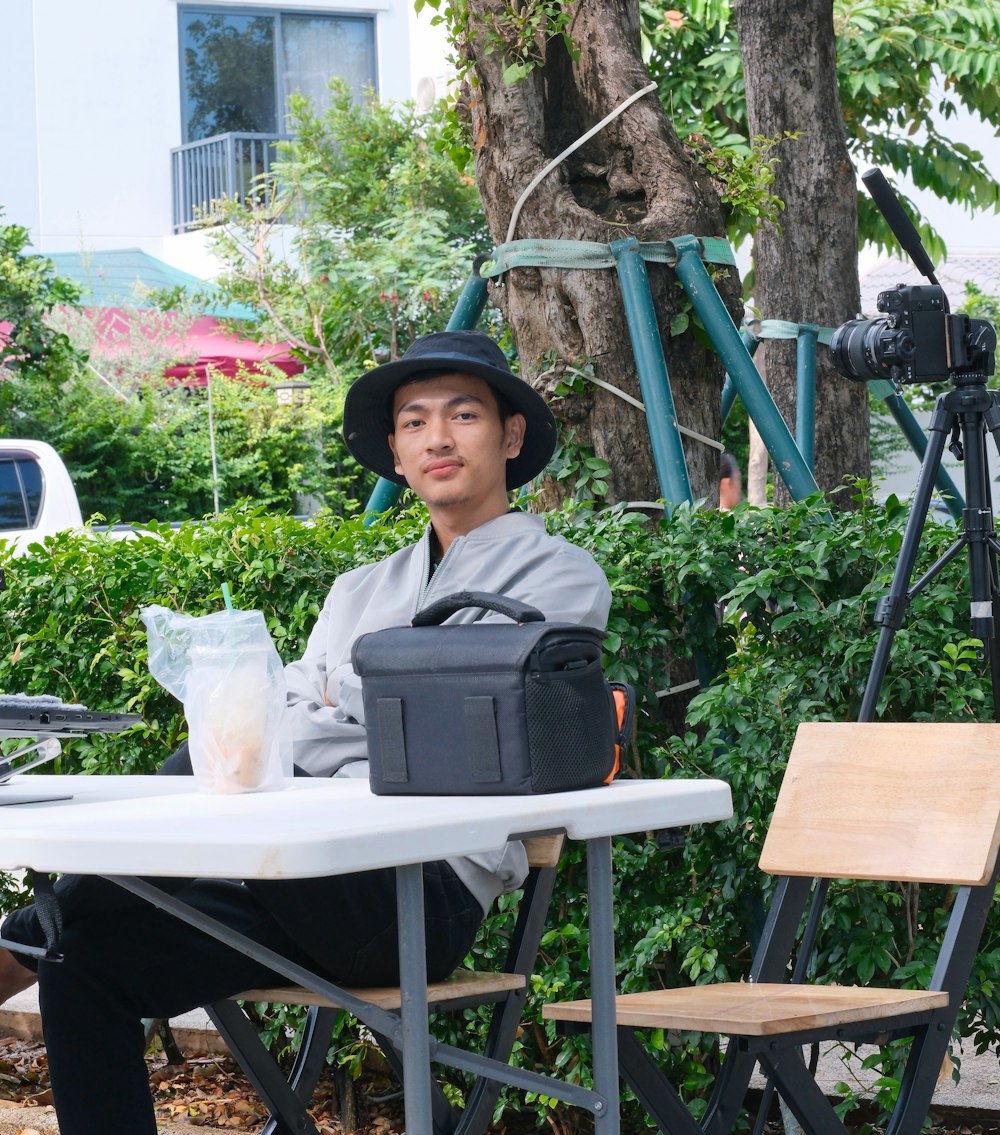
[412,591,545,627]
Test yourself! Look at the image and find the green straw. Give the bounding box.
[221,582,235,613]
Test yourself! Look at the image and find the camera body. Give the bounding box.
[830,282,996,385]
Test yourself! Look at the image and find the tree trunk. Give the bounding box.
[460,0,741,505]
[734,0,869,505]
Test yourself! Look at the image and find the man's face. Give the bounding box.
[387,373,525,523]
[720,468,743,510]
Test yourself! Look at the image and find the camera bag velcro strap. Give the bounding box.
[352,591,622,795]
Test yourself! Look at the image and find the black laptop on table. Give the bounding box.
[0,696,141,805]
[0,704,142,735]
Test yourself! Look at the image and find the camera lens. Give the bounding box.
[830,318,915,381]
[830,318,883,381]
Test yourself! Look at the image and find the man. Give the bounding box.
[0,330,611,1134]
[719,452,743,510]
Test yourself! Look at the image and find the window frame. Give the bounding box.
[177,4,378,144]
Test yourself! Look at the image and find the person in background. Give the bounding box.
[719,451,743,510]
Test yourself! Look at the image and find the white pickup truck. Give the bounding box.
[0,439,84,554]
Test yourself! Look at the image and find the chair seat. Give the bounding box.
[237,969,526,1012]
[543,983,950,1036]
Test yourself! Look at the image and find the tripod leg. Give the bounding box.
[974,394,1000,718]
[859,397,953,721]
[956,404,997,646]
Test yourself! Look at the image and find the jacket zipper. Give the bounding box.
[415,532,466,613]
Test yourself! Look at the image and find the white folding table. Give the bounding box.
[0,774,733,1134]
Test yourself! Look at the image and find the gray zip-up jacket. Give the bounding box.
[284,510,612,912]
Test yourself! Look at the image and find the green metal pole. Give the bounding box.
[363,477,403,518]
[610,239,719,689]
[870,380,964,520]
[610,237,693,506]
[721,329,760,426]
[795,324,818,472]
[721,377,736,428]
[445,267,489,331]
[670,235,820,501]
[363,268,490,521]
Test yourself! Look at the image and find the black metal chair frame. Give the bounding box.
[545,723,1000,1135]
[612,863,998,1135]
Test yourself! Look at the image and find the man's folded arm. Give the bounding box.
[284,603,369,776]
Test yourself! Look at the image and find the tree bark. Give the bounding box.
[460,0,741,505]
[734,0,869,505]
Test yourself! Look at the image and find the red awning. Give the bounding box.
[3,310,306,386]
[90,309,305,384]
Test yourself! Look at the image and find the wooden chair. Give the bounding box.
[543,722,1000,1135]
[206,833,564,1135]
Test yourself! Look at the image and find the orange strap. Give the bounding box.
[605,685,629,784]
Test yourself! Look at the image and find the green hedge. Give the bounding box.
[0,492,993,1127]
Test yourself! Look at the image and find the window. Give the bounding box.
[0,457,43,532]
[179,7,376,143]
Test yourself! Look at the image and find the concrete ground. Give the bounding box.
[2,985,1000,1132]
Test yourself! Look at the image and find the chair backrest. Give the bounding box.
[759,722,1000,886]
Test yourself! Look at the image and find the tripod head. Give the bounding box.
[829,168,997,390]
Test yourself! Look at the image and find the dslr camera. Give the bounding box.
[830,282,996,386]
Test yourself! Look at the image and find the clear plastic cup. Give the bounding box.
[187,644,282,793]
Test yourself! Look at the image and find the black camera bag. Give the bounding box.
[352,591,630,796]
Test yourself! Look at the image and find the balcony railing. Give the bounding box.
[170,132,291,232]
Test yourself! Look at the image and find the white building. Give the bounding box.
[1,0,451,278]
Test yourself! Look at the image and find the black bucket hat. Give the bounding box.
[343,330,557,490]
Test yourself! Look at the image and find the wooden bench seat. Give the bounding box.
[546,982,949,1036]
[237,968,526,1013]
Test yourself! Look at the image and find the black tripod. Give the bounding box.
[859,376,1000,722]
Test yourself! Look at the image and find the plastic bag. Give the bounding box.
[141,604,292,793]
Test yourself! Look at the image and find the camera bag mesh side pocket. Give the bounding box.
[524,639,615,793]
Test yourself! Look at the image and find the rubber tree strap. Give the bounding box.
[756,318,835,344]
[480,236,737,278]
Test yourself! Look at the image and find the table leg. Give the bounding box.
[396,862,433,1135]
[587,835,620,1135]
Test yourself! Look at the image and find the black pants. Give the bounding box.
[1,749,483,1135]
